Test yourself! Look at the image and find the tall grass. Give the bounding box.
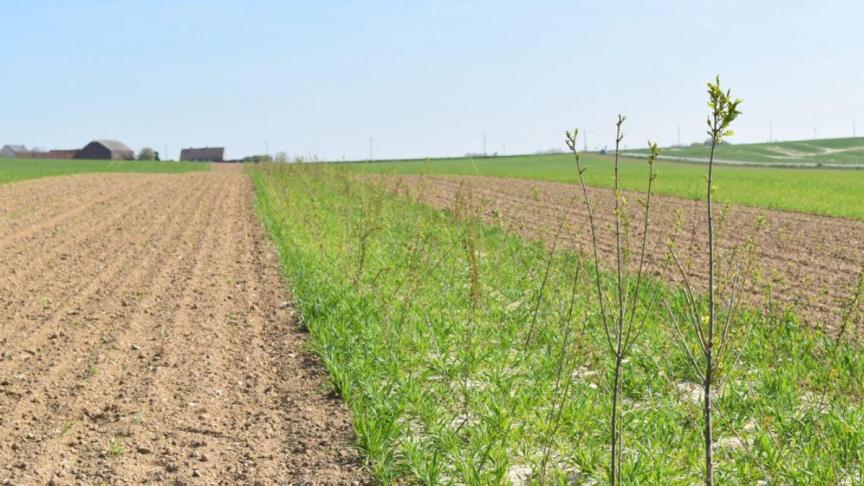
[252,161,863,484]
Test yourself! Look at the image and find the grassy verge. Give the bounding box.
[354,154,864,220]
[253,163,863,484]
[0,158,210,185]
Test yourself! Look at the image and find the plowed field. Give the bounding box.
[0,165,368,484]
[388,175,863,331]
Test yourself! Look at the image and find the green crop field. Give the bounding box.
[626,137,864,166]
[253,163,864,484]
[0,158,210,185]
[355,153,864,220]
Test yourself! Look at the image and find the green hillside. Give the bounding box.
[626,137,864,166]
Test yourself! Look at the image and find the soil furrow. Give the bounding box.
[14,172,230,483]
[0,174,216,438]
[0,176,206,352]
[0,177,153,250]
[0,167,369,484]
[0,176,111,225]
[0,179,191,323]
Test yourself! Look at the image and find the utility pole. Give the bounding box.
[854,118,857,138]
[813,128,817,140]
[769,122,773,143]
[584,130,588,152]
[369,138,373,161]
[677,125,681,147]
[265,141,270,158]
[483,133,487,156]
[164,144,168,160]
[502,142,506,156]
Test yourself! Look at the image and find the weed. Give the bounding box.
[106,437,124,457]
[56,421,75,439]
[84,364,98,380]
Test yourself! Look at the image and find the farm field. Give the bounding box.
[625,136,864,166]
[0,166,367,484]
[0,158,210,185]
[253,163,864,484]
[0,156,860,484]
[380,174,863,327]
[355,153,864,220]
[7,2,863,485]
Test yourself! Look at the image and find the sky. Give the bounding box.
[1,0,862,161]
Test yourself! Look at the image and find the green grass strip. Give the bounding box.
[0,158,210,185]
[253,163,863,484]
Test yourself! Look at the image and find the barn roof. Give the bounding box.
[94,140,133,152]
[2,144,27,153]
[180,147,225,160]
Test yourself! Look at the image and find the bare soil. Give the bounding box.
[386,175,863,333]
[0,165,370,484]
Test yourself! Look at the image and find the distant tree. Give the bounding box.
[138,147,157,160]
[242,154,273,163]
[291,154,321,163]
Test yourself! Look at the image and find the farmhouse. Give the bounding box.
[0,145,28,158]
[180,147,225,162]
[77,140,134,160]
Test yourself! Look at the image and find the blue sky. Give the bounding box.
[1,1,862,160]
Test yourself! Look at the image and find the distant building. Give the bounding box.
[180,147,225,162]
[77,140,134,160]
[47,150,80,159]
[0,144,28,158]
